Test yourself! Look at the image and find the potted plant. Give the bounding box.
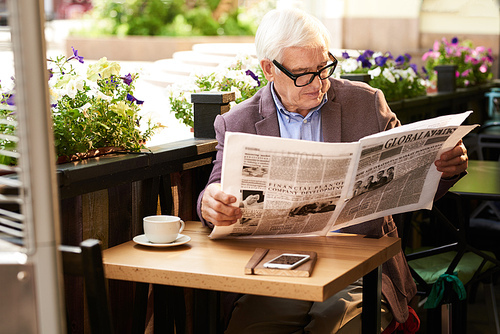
[0,48,160,164]
[167,53,267,128]
[422,37,494,90]
[339,50,429,102]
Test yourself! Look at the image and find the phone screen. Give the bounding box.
[263,253,310,269]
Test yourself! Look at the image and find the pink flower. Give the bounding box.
[480,64,488,73]
[461,69,471,77]
[433,40,440,51]
[422,51,440,61]
[476,46,485,53]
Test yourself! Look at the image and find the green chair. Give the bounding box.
[401,192,500,334]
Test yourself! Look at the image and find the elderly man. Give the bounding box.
[197,8,468,334]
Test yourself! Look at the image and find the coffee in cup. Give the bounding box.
[143,215,185,244]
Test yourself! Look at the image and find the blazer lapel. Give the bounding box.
[255,84,281,137]
[322,83,342,143]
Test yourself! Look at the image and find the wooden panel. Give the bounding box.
[82,190,109,249]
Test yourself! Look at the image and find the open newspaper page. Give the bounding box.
[331,111,477,231]
[210,135,359,239]
[209,111,476,239]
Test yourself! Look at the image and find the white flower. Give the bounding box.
[405,68,417,82]
[49,87,62,105]
[87,57,121,81]
[81,102,92,110]
[230,86,242,100]
[80,102,92,117]
[65,78,84,98]
[340,58,360,73]
[96,91,112,102]
[368,67,381,78]
[382,68,396,83]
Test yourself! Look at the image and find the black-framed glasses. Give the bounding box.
[272,52,338,87]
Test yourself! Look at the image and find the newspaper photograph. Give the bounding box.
[209,111,477,239]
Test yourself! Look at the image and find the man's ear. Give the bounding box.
[260,59,275,82]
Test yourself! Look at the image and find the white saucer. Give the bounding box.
[133,234,191,247]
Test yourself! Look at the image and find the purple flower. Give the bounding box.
[342,51,350,59]
[357,54,372,69]
[374,56,388,67]
[451,37,459,45]
[68,47,84,64]
[421,66,429,79]
[360,58,372,68]
[5,94,15,106]
[409,63,418,74]
[245,69,260,86]
[127,93,144,105]
[395,55,405,66]
[362,50,375,58]
[122,73,133,86]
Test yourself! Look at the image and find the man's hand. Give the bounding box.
[201,183,242,226]
[435,139,468,179]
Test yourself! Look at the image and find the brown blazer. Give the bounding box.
[197,78,460,323]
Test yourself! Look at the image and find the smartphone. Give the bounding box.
[263,253,310,270]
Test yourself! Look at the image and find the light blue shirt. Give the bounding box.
[270,82,327,142]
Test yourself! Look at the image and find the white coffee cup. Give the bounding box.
[143,215,185,244]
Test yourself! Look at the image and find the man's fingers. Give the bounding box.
[201,183,241,226]
[436,141,468,179]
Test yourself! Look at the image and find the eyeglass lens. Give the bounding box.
[295,65,336,87]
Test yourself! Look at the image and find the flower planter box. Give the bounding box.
[65,35,255,61]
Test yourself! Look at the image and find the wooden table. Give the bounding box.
[450,159,500,201]
[103,221,401,334]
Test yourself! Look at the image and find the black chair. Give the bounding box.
[401,192,500,334]
[476,122,500,162]
[60,239,114,334]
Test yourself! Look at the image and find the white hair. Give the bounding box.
[255,8,331,63]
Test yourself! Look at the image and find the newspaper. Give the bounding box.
[209,111,477,239]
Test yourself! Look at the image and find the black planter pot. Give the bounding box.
[434,65,457,93]
[340,73,371,84]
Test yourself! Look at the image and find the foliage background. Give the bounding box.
[75,0,257,37]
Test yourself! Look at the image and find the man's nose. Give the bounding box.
[309,74,323,89]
